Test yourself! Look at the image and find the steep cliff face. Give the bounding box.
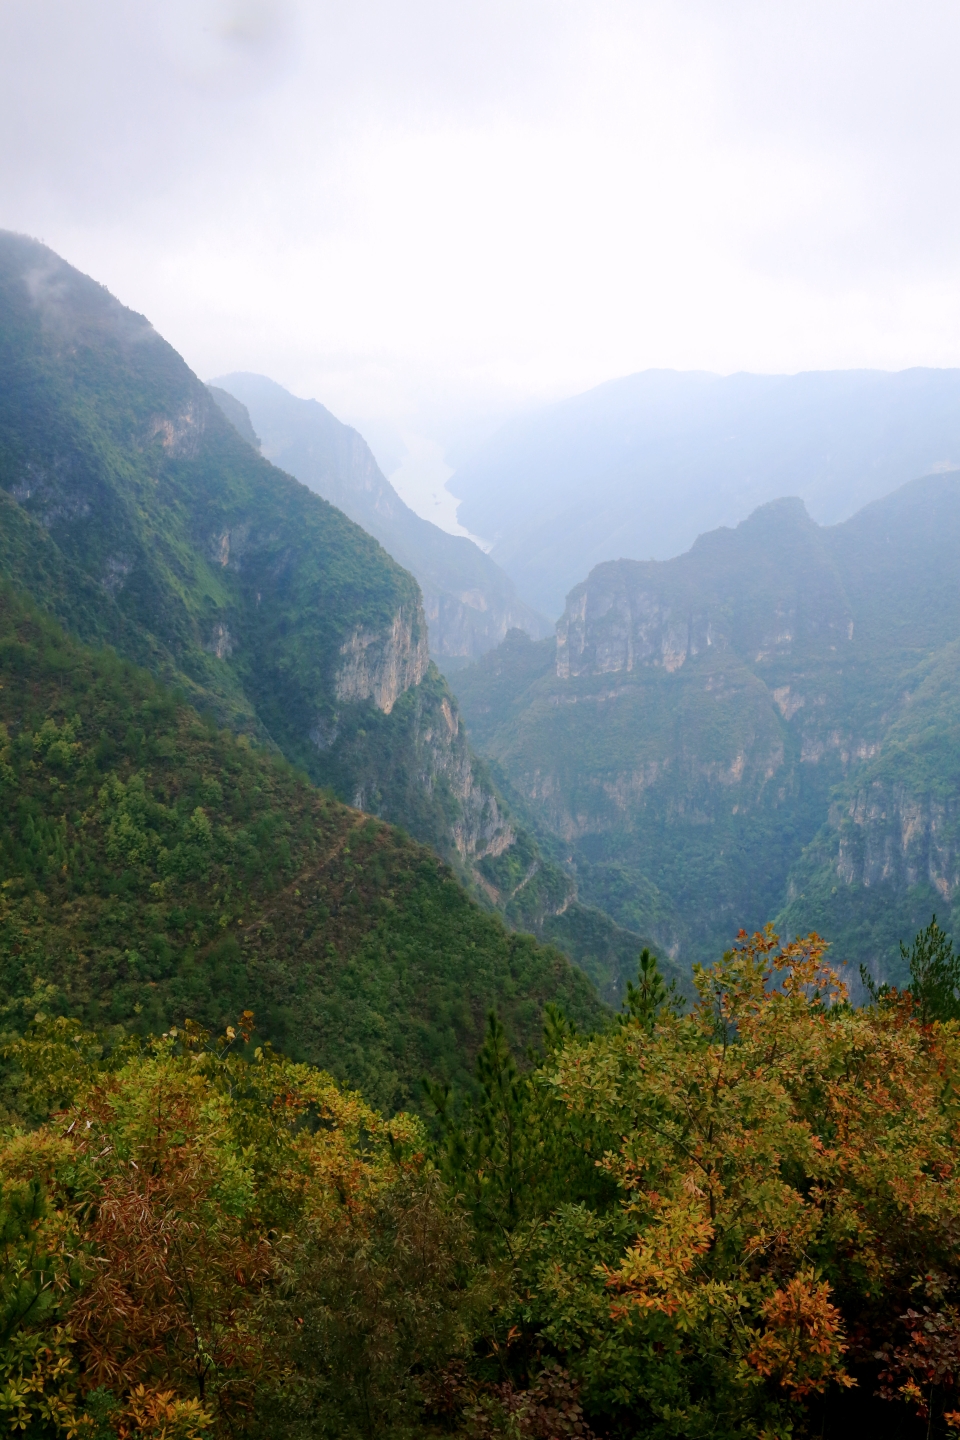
[403,679,516,864]
[453,482,960,980]
[301,659,521,898]
[775,639,960,983]
[419,583,544,666]
[834,785,960,896]
[557,499,853,682]
[210,373,550,661]
[335,608,429,714]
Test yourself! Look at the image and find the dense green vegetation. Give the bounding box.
[4,233,960,1435]
[452,482,960,984]
[0,227,413,735]
[0,585,604,1110]
[0,231,520,884]
[1,930,957,1438]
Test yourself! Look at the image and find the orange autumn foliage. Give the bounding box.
[546,928,960,1430]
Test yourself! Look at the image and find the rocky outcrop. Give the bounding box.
[328,663,518,874]
[835,782,960,898]
[422,584,547,663]
[428,726,516,864]
[555,501,853,681]
[398,680,514,862]
[557,573,716,679]
[147,399,206,460]
[335,606,429,715]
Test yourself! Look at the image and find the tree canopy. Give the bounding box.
[4,926,960,1437]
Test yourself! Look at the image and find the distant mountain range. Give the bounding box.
[208,373,549,666]
[451,472,960,991]
[450,367,960,618]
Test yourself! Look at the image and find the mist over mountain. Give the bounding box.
[209,372,549,667]
[206,383,262,451]
[450,367,960,619]
[451,470,960,987]
[13,9,960,1433]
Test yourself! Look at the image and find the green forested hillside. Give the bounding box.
[452,479,960,984]
[4,928,958,1440]
[0,586,605,1110]
[0,232,527,889]
[0,227,411,740]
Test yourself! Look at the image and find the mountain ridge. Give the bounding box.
[0,582,606,1110]
[210,372,550,665]
[449,366,960,617]
[451,473,960,982]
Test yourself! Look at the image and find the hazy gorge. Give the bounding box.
[209,372,549,666]
[452,474,960,987]
[3,227,960,1019]
[450,367,960,618]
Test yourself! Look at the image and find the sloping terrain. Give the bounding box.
[451,476,960,981]
[449,367,960,618]
[209,372,549,664]
[0,586,605,1110]
[0,232,525,888]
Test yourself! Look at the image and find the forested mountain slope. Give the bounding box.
[210,372,549,664]
[0,586,604,1110]
[0,231,527,891]
[449,367,960,617]
[452,474,960,983]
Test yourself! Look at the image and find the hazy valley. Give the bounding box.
[208,372,550,667]
[451,367,960,617]
[451,473,960,991]
[4,230,960,1438]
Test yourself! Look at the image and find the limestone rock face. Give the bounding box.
[420,584,545,664]
[835,783,960,899]
[557,576,716,679]
[341,670,515,865]
[147,398,206,460]
[418,705,515,863]
[455,488,960,980]
[335,606,429,715]
[555,501,853,683]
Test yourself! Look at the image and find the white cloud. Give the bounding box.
[4,0,960,449]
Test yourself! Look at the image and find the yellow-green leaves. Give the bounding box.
[98,773,160,868]
[32,716,82,772]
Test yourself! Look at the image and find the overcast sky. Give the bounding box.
[5,0,960,490]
